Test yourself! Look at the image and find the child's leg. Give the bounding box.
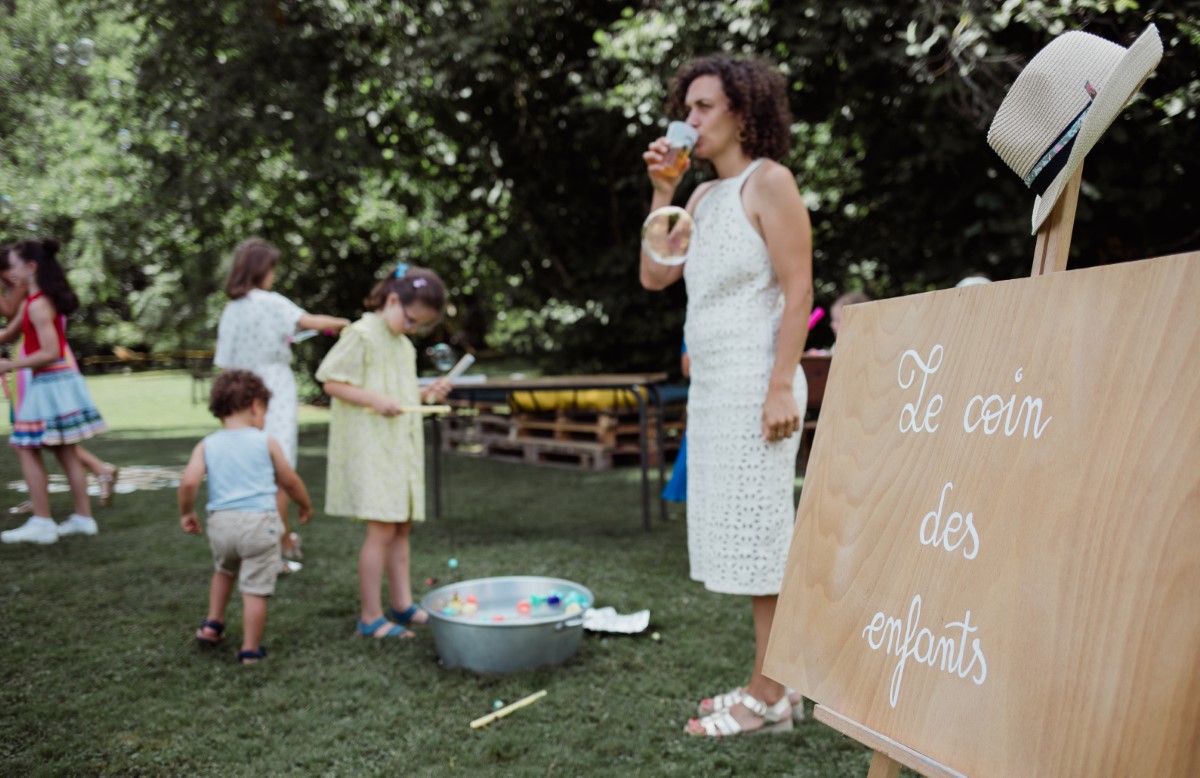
[75,445,110,478]
[385,521,426,622]
[15,447,51,518]
[359,521,399,622]
[76,445,119,506]
[50,444,93,518]
[276,488,296,555]
[241,593,268,652]
[207,570,235,623]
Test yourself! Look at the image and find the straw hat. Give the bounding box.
[987,25,1162,234]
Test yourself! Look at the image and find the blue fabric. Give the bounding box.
[662,433,687,502]
[204,428,278,512]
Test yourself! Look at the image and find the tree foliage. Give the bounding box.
[2,0,1197,375]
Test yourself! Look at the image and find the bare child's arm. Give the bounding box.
[0,298,56,370]
[323,380,403,416]
[298,313,351,333]
[178,442,206,534]
[268,438,313,524]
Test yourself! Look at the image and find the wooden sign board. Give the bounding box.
[764,252,1200,777]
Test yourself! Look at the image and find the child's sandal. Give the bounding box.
[387,604,428,628]
[356,617,414,639]
[97,465,119,508]
[195,618,225,647]
[238,647,267,665]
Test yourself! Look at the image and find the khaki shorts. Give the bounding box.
[207,509,284,596]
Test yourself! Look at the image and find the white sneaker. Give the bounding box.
[2,516,59,545]
[57,514,98,537]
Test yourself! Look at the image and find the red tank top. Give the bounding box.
[21,292,67,362]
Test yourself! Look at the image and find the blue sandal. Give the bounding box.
[387,604,428,628]
[195,618,225,647]
[357,617,414,639]
[238,647,267,664]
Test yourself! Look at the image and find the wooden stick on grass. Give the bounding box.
[469,690,547,729]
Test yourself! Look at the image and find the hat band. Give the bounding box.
[1023,103,1091,196]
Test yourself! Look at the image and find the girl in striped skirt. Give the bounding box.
[0,238,106,545]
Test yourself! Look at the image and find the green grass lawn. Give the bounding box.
[0,371,876,776]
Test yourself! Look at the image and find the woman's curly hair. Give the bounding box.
[209,369,272,419]
[665,56,792,161]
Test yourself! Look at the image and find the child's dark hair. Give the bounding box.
[10,238,79,315]
[225,238,280,299]
[209,369,272,419]
[364,265,446,313]
[665,55,792,161]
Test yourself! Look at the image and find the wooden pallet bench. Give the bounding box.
[442,401,685,470]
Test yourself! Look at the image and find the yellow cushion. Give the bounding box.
[509,387,649,412]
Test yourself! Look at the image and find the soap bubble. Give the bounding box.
[0,194,12,213]
[429,343,456,372]
[641,206,695,267]
[107,78,121,97]
[117,128,131,151]
[24,204,40,232]
[72,38,94,66]
[52,43,70,65]
[167,120,181,136]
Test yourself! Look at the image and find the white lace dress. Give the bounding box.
[214,289,306,466]
[682,159,808,596]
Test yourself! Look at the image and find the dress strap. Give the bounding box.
[735,158,767,187]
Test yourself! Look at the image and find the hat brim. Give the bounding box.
[1030,25,1163,234]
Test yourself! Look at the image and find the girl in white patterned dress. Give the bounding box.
[640,56,814,737]
[215,238,349,553]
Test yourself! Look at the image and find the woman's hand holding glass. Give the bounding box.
[644,137,690,195]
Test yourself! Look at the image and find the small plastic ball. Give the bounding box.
[447,558,459,569]
[516,600,532,616]
[492,700,505,710]
[424,577,437,586]
[442,606,460,616]
[546,595,562,607]
[465,594,478,605]
[492,615,505,622]
[565,603,582,615]
[529,594,546,605]
[651,632,662,642]
[461,602,478,615]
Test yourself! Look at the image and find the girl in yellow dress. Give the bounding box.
[316,264,452,639]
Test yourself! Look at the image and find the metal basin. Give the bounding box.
[421,576,593,674]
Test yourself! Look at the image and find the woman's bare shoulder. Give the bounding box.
[748,159,799,192]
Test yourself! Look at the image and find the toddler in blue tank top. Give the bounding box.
[178,370,313,664]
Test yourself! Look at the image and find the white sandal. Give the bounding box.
[685,693,794,737]
[697,687,806,722]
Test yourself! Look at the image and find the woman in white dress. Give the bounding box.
[640,56,814,737]
[215,238,349,549]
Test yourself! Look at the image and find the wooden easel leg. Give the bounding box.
[866,750,903,778]
[1031,164,1084,277]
